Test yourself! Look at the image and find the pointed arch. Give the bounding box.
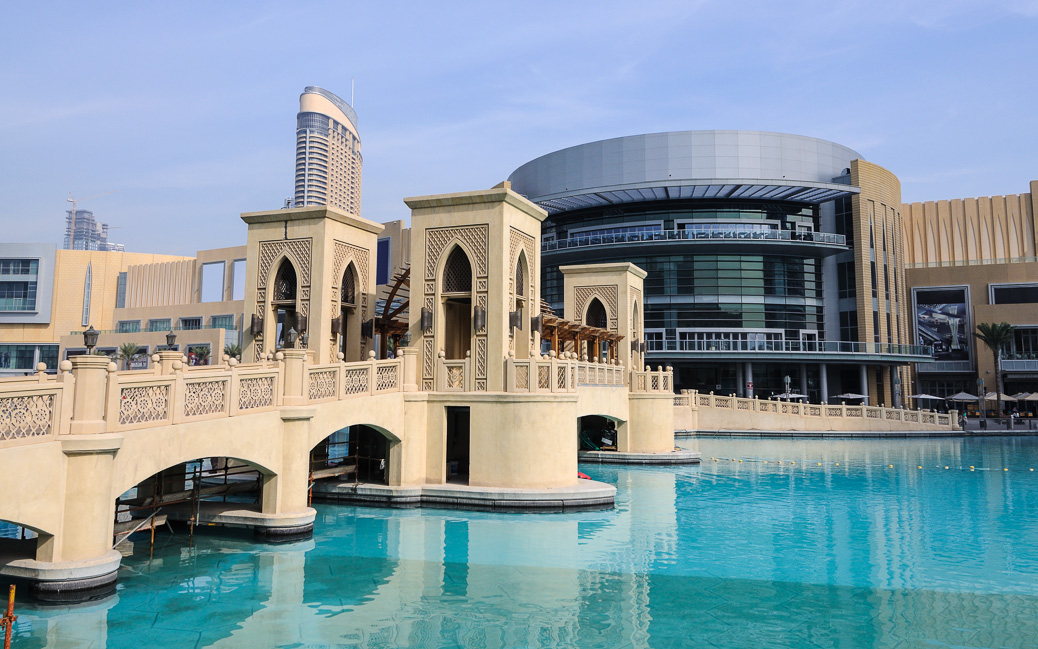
[341,261,358,307]
[442,245,473,294]
[515,250,527,297]
[585,298,607,329]
[272,258,298,303]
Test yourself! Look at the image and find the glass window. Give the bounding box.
[231,260,246,301]
[201,262,225,303]
[0,344,37,370]
[211,315,236,330]
[117,320,141,333]
[179,317,202,330]
[376,239,391,285]
[148,319,171,332]
[116,272,127,309]
[992,284,1038,305]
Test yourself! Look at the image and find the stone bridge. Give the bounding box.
[0,346,675,599]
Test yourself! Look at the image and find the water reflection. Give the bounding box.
[11,438,1038,648]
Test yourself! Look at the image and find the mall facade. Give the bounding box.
[509,131,934,405]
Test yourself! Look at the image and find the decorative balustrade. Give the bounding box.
[503,352,633,393]
[676,390,956,429]
[0,367,70,444]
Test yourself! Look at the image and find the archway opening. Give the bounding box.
[585,298,608,361]
[514,252,529,359]
[442,247,473,360]
[309,425,390,491]
[578,415,618,451]
[114,457,266,547]
[272,259,300,348]
[446,406,470,484]
[338,262,359,360]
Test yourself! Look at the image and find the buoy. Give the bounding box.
[888,464,893,468]
[577,472,591,480]
[739,459,743,463]
[1004,468,1008,472]
[945,466,949,470]
[817,462,822,466]
[918,466,922,469]
[835,463,839,466]
[969,466,974,469]
[791,461,795,465]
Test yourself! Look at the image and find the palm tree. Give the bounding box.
[223,343,242,360]
[117,342,142,370]
[189,345,211,366]
[974,322,1015,419]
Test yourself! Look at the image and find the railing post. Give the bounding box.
[368,351,377,395]
[228,358,241,416]
[400,347,419,392]
[282,349,307,406]
[505,352,516,392]
[68,355,112,435]
[465,350,473,392]
[172,361,187,424]
[436,351,446,391]
[156,350,182,375]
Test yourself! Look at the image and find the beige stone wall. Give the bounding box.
[902,183,1036,265]
[559,263,647,370]
[850,160,913,403]
[0,249,191,347]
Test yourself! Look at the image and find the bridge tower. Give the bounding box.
[241,205,384,364]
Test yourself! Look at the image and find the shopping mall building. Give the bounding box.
[508,131,1038,406]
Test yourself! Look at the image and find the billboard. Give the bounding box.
[914,287,970,361]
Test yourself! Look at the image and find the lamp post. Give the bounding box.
[893,374,901,409]
[285,327,299,349]
[165,330,177,350]
[83,326,99,354]
[977,377,986,428]
[784,374,791,399]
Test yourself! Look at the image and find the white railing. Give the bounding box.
[0,369,71,444]
[504,352,635,393]
[678,389,956,429]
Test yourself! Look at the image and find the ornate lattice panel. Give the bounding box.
[442,247,473,293]
[273,261,298,301]
[258,238,313,319]
[557,367,567,390]
[119,385,171,426]
[538,366,550,389]
[509,227,536,297]
[308,370,337,400]
[184,380,227,417]
[376,365,398,392]
[343,368,369,396]
[0,393,54,440]
[425,225,489,280]
[238,377,274,410]
[574,285,619,332]
[447,365,464,390]
[515,365,529,391]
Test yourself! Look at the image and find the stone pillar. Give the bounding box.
[156,350,183,375]
[281,349,306,406]
[257,406,316,540]
[736,363,744,398]
[745,362,754,399]
[819,364,828,403]
[400,347,419,392]
[68,355,112,436]
[800,364,809,401]
[860,365,869,405]
[625,393,675,453]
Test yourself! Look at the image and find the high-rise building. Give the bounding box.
[293,86,362,214]
[64,209,124,252]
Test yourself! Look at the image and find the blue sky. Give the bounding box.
[1,1,1036,256]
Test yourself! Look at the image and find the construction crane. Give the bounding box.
[65,190,118,249]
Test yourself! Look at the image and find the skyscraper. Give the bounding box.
[293,86,362,214]
[64,209,124,252]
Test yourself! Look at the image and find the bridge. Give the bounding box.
[0,344,676,600]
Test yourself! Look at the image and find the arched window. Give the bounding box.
[515,256,525,297]
[341,264,356,306]
[273,260,297,302]
[585,298,607,329]
[442,247,472,294]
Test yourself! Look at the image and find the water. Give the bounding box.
[10,437,1038,648]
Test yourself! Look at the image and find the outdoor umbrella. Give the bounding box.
[1025,393,1038,401]
[983,392,1017,402]
[834,393,867,400]
[774,392,808,399]
[907,393,944,401]
[947,392,978,401]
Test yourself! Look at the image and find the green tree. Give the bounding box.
[974,322,1015,418]
[223,343,242,360]
[117,342,142,370]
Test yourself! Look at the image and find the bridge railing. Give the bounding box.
[305,354,404,401]
[630,366,673,393]
[0,368,72,445]
[503,352,629,393]
[679,389,956,429]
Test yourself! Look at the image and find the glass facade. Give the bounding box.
[0,258,39,311]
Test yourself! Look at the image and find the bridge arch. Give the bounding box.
[114,453,277,502]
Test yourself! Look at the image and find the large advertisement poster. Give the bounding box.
[914,287,970,361]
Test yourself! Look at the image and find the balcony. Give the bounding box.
[542,228,848,259]
[645,338,934,363]
[1002,357,1038,373]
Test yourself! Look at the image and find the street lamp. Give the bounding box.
[83,325,99,354]
[285,327,299,349]
[977,377,986,428]
[166,330,177,350]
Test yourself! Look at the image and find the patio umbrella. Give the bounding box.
[834,393,867,400]
[1011,392,1031,399]
[907,393,944,401]
[947,391,978,401]
[774,392,808,399]
[1024,392,1038,401]
[983,392,1017,402]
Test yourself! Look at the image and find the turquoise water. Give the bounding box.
[10,437,1038,648]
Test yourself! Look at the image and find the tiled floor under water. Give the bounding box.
[9,436,1038,648]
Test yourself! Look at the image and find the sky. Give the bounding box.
[1,0,1036,257]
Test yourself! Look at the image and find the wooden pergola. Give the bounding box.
[538,300,624,362]
[374,266,411,358]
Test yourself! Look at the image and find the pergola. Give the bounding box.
[538,300,624,362]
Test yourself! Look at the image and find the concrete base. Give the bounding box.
[579,450,701,465]
[164,502,316,541]
[678,429,1038,438]
[312,480,616,511]
[0,541,120,603]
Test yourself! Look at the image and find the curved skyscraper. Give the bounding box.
[293,86,362,214]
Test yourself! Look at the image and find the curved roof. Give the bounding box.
[302,85,358,130]
[508,131,862,213]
